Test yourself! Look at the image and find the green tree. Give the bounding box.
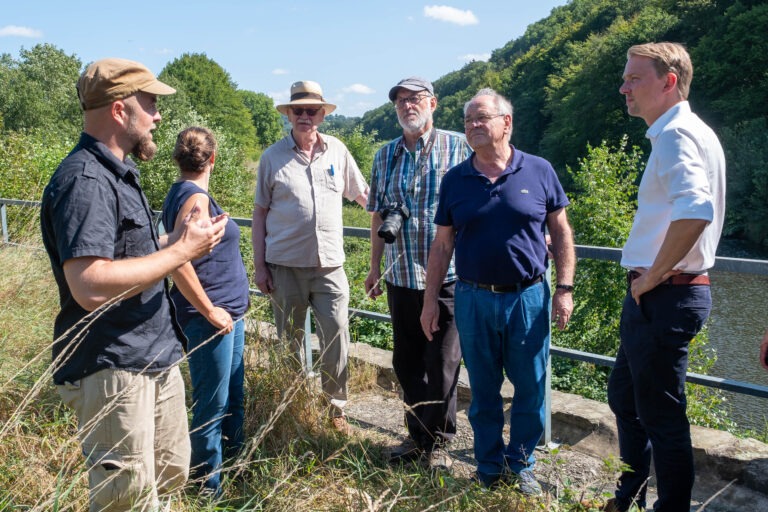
[360,103,400,141]
[159,53,257,157]
[137,100,252,218]
[692,1,768,127]
[553,136,642,400]
[0,44,82,137]
[541,4,678,174]
[238,90,283,148]
[720,118,768,246]
[325,125,380,182]
[0,129,75,201]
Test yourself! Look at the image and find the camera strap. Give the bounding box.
[387,128,437,199]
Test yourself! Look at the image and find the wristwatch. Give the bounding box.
[555,284,574,292]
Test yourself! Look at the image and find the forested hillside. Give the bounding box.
[361,0,768,245]
[1,0,766,244]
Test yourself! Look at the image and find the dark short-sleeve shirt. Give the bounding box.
[161,181,250,327]
[434,146,570,285]
[40,132,185,385]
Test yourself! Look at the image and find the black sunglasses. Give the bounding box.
[292,107,322,116]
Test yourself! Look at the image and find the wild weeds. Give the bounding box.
[0,206,716,511]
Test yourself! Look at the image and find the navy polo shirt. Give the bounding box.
[41,133,185,385]
[434,146,569,285]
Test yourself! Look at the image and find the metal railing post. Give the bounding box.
[1,203,8,244]
[544,259,553,447]
[304,309,314,376]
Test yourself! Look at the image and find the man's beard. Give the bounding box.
[131,134,157,161]
[398,110,431,134]
[125,105,158,161]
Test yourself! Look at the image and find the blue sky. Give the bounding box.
[1,1,567,117]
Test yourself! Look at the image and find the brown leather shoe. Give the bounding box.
[331,415,353,436]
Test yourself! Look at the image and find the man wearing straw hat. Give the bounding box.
[252,80,369,435]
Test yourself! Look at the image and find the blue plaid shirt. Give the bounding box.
[367,128,471,289]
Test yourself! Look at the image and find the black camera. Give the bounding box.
[377,202,410,244]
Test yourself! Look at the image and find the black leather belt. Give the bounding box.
[459,275,543,293]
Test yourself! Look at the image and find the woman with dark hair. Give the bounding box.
[162,126,250,496]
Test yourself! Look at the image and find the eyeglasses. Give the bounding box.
[394,94,430,109]
[292,107,323,116]
[464,113,505,125]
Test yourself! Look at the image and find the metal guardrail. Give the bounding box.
[3,199,768,404]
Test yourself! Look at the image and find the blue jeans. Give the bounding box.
[185,316,245,492]
[608,284,711,512]
[455,280,550,485]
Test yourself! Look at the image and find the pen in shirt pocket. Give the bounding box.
[329,165,335,176]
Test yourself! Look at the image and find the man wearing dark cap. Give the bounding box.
[41,58,227,511]
[365,77,471,471]
[252,80,369,435]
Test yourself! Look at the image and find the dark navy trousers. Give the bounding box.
[608,283,711,511]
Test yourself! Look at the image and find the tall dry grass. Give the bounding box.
[0,205,629,511]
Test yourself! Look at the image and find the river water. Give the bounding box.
[708,269,768,432]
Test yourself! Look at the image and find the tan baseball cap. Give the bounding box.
[77,58,176,110]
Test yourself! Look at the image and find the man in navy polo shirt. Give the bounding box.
[421,88,575,494]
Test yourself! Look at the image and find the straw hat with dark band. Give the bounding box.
[276,80,336,115]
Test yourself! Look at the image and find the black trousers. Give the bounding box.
[386,281,462,450]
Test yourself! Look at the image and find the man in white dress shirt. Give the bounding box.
[605,42,725,512]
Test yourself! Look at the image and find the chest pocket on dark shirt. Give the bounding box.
[120,207,155,257]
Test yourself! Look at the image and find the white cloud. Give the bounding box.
[342,83,375,95]
[272,68,289,75]
[458,53,490,62]
[423,6,478,26]
[155,48,173,55]
[269,91,289,104]
[0,25,43,38]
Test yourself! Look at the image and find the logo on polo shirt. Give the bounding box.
[521,189,529,194]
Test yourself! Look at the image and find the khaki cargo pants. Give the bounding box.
[58,366,190,511]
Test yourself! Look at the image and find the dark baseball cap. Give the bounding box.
[388,76,434,102]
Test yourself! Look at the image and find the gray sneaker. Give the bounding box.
[426,447,453,473]
[509,470,542,496]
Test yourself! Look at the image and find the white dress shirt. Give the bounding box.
[621,101,726,272]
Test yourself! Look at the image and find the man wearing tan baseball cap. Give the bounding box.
[76,58,176,110]
[41,57,227,511]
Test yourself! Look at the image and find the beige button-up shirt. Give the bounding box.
[255,133,368,268]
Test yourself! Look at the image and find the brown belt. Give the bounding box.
[628,270,710,286]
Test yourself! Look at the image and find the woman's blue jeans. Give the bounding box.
[185,316,245,492]
[455,280,550,485]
